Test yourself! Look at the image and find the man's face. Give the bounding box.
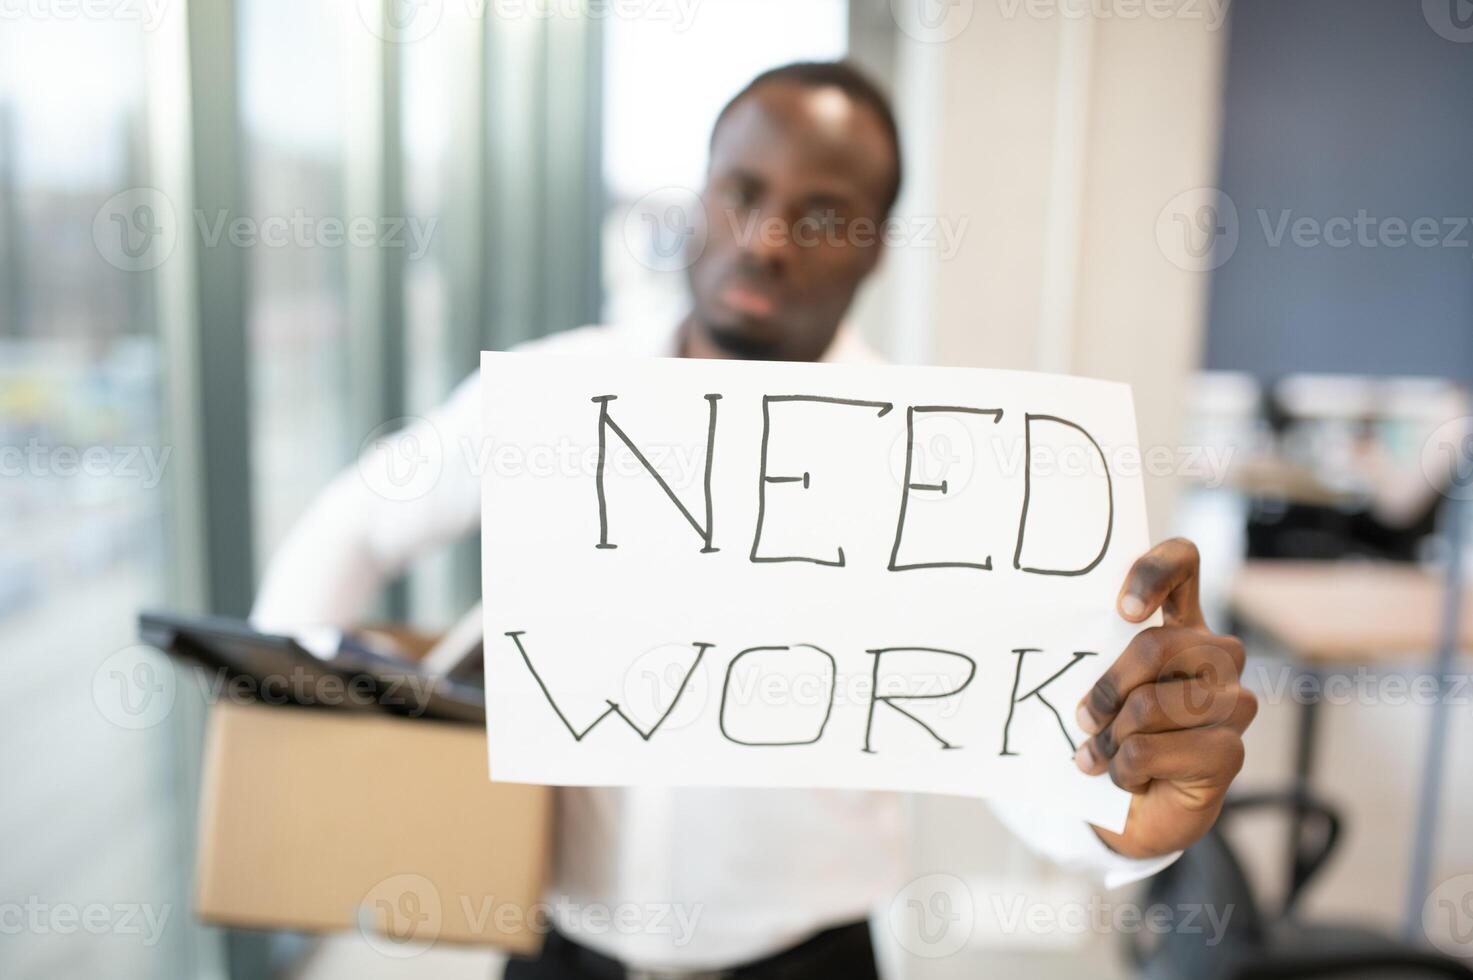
[685,82,896,362]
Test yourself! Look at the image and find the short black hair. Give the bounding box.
[710,60,904,217]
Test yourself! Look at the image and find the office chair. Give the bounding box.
[1127,791,1473,979]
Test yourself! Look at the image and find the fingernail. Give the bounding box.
[1074,742,1096,772]
[1076,702,1100,734]
[1120,593,1146,620]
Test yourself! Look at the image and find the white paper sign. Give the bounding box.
[481,351,1150,832]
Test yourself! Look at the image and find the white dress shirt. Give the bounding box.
[252,319,1177,972]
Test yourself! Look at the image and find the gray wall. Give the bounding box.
[1204,0,1473,380]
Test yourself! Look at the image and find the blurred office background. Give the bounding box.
[1,0,1470,977]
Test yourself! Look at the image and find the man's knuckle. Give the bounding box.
[1220,634,1246,670]
[1168,537,1201,569]
[1108,753,1137,790]
[1126,687,1157,728]
[1238,688,1259,726]
[1138,628,1169,671]
[1131,556,1170,596]
[1162,636,1207,678]
[1210,683,1240,721]
[1089,678,1121,719]
[1193,649,1229,687]
[1118,734,1150,772]
[1173,680,1212,724]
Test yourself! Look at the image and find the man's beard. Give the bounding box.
[702,320,783,360]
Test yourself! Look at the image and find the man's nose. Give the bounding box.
[736,206,795,276]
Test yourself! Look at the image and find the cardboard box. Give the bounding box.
[195,700,550,955]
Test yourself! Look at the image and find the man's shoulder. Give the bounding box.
[512,322,673,358]
[443,323,669,412]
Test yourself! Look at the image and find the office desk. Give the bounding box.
[1230,560,1473,932]
[1232,561,1473,661]
[1221,456,1360,509]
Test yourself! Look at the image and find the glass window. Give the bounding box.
[0,18,205,980]
[240,0,355,564]
[401,12,476,628]
[601,0,850,328]
[402,20,458,413]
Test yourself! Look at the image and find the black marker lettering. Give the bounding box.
[750,395,893,566]
[889,405,1004,572]
[718,644,837,746]
[1012,414,1114,576]
[593,393,722,553]
[862,647,977,752]
[999,648,1097,755]
[507,631,711,741]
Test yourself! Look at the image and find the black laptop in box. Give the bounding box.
[138,610,485,724]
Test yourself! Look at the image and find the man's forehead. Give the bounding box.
[709,83,894,203]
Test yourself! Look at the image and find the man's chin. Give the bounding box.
[702,318,784,360]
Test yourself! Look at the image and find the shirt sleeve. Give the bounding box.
[250,370,484,632]
[986,798,1181,890]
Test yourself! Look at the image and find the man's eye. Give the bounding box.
[720,185,758,210]
[808,208,843,229]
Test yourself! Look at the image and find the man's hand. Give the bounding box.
[1075,538,1256,859]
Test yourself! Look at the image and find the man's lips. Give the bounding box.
[718,284,778,318]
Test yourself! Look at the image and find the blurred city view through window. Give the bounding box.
[0,17,200,980]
